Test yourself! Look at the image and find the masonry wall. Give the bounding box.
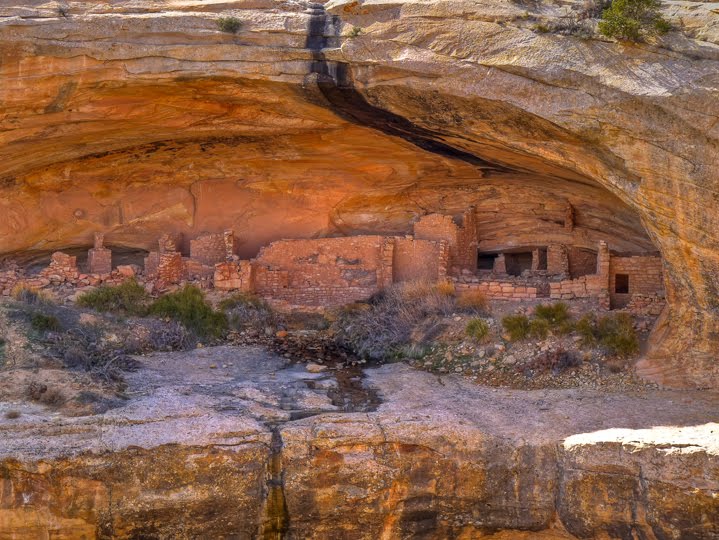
[392,238,449,283]
[214,261,254,292]
[452,278,539,300]
[190,232,229,266]
[413,209,477,274]
[252,236,394,311]
[609,255,664,308]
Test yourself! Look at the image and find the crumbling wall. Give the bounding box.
[549,241,610,308]
[414,209,477,274]
[40,252,79,284]
[214,261,254,292]
[547,244,569,276]
[253,237,394,310]
[190,231,232,266]
[392,237,449,283]
[87,233,112,275]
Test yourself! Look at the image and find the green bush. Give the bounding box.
[150,285,227,340]
[502,314,530,341]
[598,0,670,42]
[597,313,639,357]
[534,302,571,328]
[576,312,639,357]
[218,16,242,34]
[77,279,149,316]
[347,26,362,38]
[466,318,490,342]
[30,312,61,333]
[529,318,550,339]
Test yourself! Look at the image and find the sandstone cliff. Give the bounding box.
[1,348,717,538]
[1,0,718,386]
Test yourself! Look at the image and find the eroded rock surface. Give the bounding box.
[1,346,717,538]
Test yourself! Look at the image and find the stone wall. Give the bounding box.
[547,243,569,276]
[39,252,79,284]
[190,231,232,266]
[609,254,664,309]
[452,278,539,300]
[413,209,477,274]
[252,237,394,311]
[214,261,254,292]
[392,237,449,283]
[549,241,610,308]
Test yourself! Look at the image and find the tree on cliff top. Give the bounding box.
[598,0,671,42]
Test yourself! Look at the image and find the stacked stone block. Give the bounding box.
[87,232,112,275]
[214,261,254,291]
[547,243,569,276]
[190,232,229,266]
[40,252,79,283]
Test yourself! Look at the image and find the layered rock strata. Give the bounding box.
[0,347,718,538]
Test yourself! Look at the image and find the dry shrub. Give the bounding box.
[25,381,66,407]
[4,410,20,419]
[434,281,456,297]
[11,285,51,305]
[333,281,454,361]
[456,290,490,315]
[526,347,580,375]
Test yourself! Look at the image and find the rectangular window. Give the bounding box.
[615,273,629,294]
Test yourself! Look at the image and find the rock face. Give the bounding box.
[0,0,717,385]
[1,347,718,539]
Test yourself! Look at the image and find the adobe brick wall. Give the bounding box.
[252,236,394,310]
[190,232,230,266]
[392,237,449,283]
[214,261,254,291]
[609,254,664,309]
[414,209,477,274]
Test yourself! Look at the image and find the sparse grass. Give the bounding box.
[502,314,531,341]
[149,285,227,341]
[456,290,490,315]
[397,343,429,360]
[466,318,490,343]
[529,318,550,339]
[576,313,639,357]
[534,302,571,328]
[435,281,456,297]
[218,16,242,34]
[11,285,51,305]
[30,312,61,333]
[76,279,149,316]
